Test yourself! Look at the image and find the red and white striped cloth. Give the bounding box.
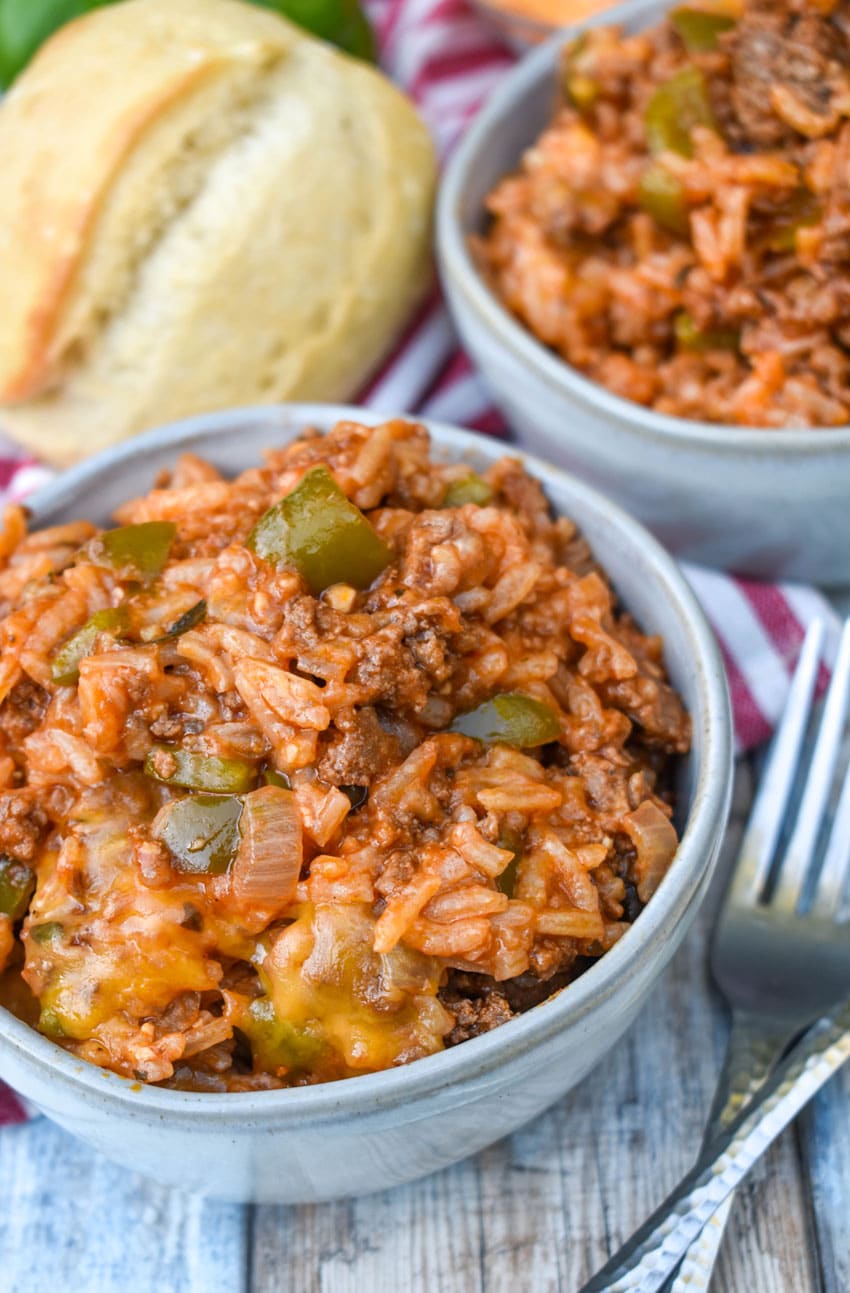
[0,0,840,1125]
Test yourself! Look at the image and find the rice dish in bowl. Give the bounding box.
[476,0,850,429]
[0,415,691,1092]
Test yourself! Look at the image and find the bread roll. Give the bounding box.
[0,0,436,465]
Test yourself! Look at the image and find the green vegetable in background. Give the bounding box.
[0,0,102,90]
[252,0,375,60]
[0,0,376,91]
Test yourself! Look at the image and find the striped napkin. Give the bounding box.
[0,0,840,1125]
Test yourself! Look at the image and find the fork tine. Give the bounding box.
[730,618,825,905]
[772,617,850,912]
[810,748,850,920]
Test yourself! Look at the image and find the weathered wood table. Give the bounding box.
[2,762,848,1293]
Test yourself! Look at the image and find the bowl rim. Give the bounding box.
[0,402,733,1125]
[436,0,850,456]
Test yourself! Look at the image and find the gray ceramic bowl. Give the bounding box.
[437,0,850,587]
[0,404,732,1202]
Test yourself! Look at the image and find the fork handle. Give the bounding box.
[578,1001,850,1293]
[663,1012,793,1293]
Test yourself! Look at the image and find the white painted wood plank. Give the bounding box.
[800,1067,850,1293]
[249,927,732,1293]
[251,1165,486,1292]
[714,1134,820,1293]
[251,764,821,1293]
[0,1116,248,1293]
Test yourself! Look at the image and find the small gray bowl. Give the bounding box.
[437,0,850,586]
[0,403,732,1203]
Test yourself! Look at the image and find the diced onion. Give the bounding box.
[378,941,442,999]
[230,786,302,912]
[622,800,678,903]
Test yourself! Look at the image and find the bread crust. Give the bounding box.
[0,0,436,463]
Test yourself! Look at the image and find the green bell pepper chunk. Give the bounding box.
[146,745,257,795]
[38,1005,67,1039]
[645,65,717,158]
[155,793,244,876]
[441,473,494,508]
[30,920,63,946]
[154,599,207,643]
[243,996,324,1070]
[248,466,393,594]
[51,605,130,685]
[0,856,35,921]
[496,826,523,898]
[100,521,176,581]
[263,768,292,790]
[562,35,598,112]
[674,311,739,353]
[670,7,735,52]
[638,163,691,237]
[451,693,561,747]
[757,190,822,253]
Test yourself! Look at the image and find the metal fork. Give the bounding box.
[603,616,850,1292]
[661,616,850,1291]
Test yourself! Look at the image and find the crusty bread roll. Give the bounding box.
[0,0,436,465]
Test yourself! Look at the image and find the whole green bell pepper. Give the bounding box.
[252,0,375,60]
[0,0,102,90]
[0,0,375,91]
